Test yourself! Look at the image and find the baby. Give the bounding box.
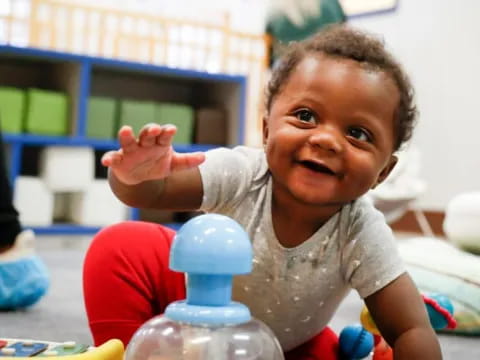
[84,24,441,359]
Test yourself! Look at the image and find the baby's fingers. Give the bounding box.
[118,126,138,154]
[101,150,123,167]
[155,124,177,146]
[138,123,162,147]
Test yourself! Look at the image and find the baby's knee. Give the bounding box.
[94,221,170,245]
[86,221,175,263]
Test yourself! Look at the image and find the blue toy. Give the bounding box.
[0,256,50,309]
[166,213,253,323]
[0,342,48,357]
[423,293,456,330]
[338,324,374,360]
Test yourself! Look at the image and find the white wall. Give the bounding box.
[350,0,480,210]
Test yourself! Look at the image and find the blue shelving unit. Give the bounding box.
[0,45,247,235]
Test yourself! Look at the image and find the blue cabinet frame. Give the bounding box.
[0,45,247,235]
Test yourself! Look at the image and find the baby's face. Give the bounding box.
[263,54,399,209]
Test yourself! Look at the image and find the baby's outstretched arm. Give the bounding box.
[365,273,442,359]
[102,124,205,210]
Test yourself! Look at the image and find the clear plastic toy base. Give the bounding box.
[125,315,284,360]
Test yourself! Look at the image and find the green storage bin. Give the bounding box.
[87,96,118,139]
[25,88,68,136]
[118,100,156,135]
[0,86,26,133]
[156,103,194,145]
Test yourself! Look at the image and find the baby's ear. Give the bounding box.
[262,114,269,145]
[373,155,398,188]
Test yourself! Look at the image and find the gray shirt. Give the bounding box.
[199,146,405,351]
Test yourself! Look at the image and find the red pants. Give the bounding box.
[83,221,339,359]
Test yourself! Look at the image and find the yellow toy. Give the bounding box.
[360,305,380,335]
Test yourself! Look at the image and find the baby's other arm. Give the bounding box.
[102,124,205,211]
[364,273,442,359]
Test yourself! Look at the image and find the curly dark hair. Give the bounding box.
[266,24,417,151]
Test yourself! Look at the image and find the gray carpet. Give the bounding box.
[1,235,479,359]
[0,236,92,344]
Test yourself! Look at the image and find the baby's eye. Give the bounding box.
[347,127,372,142]
[295,109,316,124]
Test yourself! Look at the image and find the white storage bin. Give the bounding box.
[13,176,54,226]
[40,146,95,192]
[70,179,129,226]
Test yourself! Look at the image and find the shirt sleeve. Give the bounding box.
[198,146,264,213]
[342,199,407,299]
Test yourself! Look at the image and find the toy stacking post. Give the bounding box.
[125,213,285,360]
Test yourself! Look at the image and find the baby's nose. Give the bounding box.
[308,126,344,154]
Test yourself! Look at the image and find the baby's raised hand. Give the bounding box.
[101,124,205,185]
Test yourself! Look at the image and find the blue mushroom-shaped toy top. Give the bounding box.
[170,213,253,275]
[165,214,254,325]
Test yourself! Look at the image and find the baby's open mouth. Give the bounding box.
[300,160,336,175]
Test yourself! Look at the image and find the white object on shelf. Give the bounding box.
[70,179,129,226]
[40,146,95,192]
[368,146,427,221]
[13,176,54,226]
[443,192,480,251]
